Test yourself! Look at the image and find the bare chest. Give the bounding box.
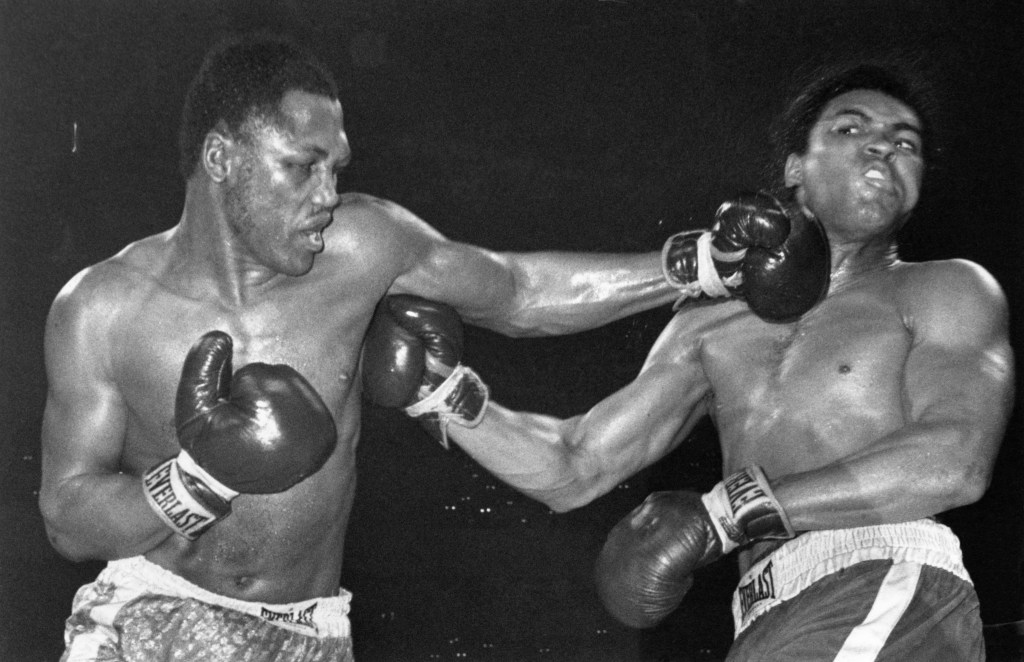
[111,283,372,468]
[700,290,913,462]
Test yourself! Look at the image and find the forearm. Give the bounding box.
[469,251,675,337]
[446,403,603,511]
[41,472,172,561]
[772,421,998,531]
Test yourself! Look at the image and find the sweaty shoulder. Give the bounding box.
[50,234,170,323]
[894,259,1008,340]
[44,233,173,378]
[323,192,446,277]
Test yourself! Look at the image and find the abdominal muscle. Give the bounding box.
[701,300,914,572]
[144,433,358,604]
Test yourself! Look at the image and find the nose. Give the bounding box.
[864,133,897,162]
[312,169,340,210]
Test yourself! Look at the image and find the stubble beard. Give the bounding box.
[225,159,260,242]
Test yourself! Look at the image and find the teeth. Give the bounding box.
[865,169,885,180]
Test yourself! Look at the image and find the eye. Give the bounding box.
[833,121,862,136]
[894,138,920,154]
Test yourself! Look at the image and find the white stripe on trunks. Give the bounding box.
[832,561,922,661]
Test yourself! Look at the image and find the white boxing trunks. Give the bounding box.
[726,519,983,661]
[60,556,354,662]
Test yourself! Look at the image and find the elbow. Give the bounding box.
[39,495,97,563]
[529,475,609,514]
[545,496,585,514]
[936,462,991,512]
[524,488,585,514]
[41,519,93,563]
[953,464,991,507]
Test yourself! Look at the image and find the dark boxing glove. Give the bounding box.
[362,295,489,449]
[144,331,336,540]
[663,192,829,322]
[594,466,794,629]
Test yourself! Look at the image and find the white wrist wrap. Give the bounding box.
[143,451,239,540]
[663,231,746,311]
[404,364,489,449]
[701,466,795,555]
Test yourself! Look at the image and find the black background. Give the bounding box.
[1,1,1021,660]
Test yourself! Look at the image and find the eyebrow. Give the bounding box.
[830,108,923,137]
[300,145,352,168]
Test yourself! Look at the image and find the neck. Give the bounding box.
[827,234,900,291]
[170,184,282,306]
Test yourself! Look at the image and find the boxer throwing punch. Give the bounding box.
[366,62,1014,660]
[40,33,694,661]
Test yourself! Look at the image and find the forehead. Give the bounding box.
[816,89,922,130]
[256,90,346,152]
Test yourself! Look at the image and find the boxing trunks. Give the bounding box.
[727,519,983,661]
[60,556,354,662]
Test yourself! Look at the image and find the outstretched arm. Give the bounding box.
[447,358,710,512]
[354,195,675,336]
[380,192,829,336]
[362,294,715,512]
[773,260,1015,530]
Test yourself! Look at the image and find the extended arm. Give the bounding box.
[382,192,828,336]
[773,260,1015,530]
[362,294,714,511]
[352,194,673,336]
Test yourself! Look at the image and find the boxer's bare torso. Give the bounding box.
[692,262,915,484]
[42,86,677,612]
[661,255,1001,571]
[63,203,404,602]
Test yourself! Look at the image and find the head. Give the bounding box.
[178,33,340,180]
[770,61,939,242]
[180,34,350,276]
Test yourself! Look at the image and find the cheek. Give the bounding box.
[899,164,924,206]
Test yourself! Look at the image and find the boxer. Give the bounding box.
[42,32,724,661]
[363,62,1013,661]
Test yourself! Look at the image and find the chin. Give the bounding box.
[278,255,317,278]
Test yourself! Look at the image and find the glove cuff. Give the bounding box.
[701,466,794,555]
[143,451,238,540]
[663,231,744,311]
[404,364,490,449]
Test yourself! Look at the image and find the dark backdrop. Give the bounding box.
[1,1,1021,660]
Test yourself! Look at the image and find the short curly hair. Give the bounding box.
[767,58,940,196]
[177,33,339,180]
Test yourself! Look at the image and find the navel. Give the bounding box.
[233,575,255,590]
[838,364,852,374]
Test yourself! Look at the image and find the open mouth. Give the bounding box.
[303,228,325,251]
[862,167,896,194]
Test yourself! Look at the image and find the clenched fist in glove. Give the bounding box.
[663,192,830,322]
[362,294,489,448]
[144,331,336,540]
[594,466,794,628]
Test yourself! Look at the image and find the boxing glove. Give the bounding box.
[594,466,794,629]
[362,295,489,448]
[144,331,336,540]
[663,192,829,322]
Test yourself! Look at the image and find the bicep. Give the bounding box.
[564,316,712,488]
[390,237,521,324]
[903,265,1014,461]
[40,294,127,502]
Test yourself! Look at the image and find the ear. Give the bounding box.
[783,154,803,188]
[201,129,233,183]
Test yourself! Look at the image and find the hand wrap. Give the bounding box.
[701,466,795,555]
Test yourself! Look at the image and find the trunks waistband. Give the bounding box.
[101,556,351,638]
[731,519,970,638]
